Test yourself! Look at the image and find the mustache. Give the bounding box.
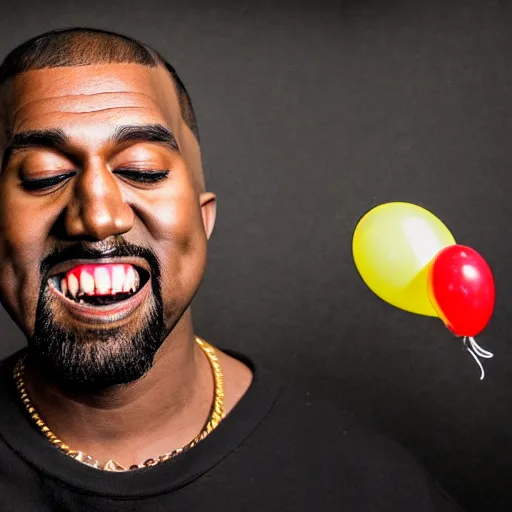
[39,238,161,282]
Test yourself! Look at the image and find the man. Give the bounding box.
[0,28,463,510]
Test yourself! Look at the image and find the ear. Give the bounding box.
[199,192,217,240]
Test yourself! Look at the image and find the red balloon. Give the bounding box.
[428,245,495,337]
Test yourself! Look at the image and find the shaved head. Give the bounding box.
[0,27,199,142]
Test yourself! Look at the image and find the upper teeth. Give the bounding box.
[80,270,95,295]
[124,266,136,293]
[50,264,141,298]
[112,265,125,293]
[93,267,110,294]
[68,273,79,297]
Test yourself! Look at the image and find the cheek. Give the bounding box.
[147,196,203,246]
[0,185,54,332]
[137,188,207,310]
[135,174,206,254]
[160,196,207,298]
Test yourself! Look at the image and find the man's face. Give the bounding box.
[0,63,215,389]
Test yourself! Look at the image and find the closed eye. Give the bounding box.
[20,169,169,191]
[113,169,169,183]
[20,172,77,191]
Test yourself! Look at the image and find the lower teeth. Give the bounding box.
[73,291,136,306]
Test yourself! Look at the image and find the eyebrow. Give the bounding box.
[1,123,179,170]
[110,124,179,152]
[2,129,67,170]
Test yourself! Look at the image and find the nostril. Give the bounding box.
[64,175,133,240]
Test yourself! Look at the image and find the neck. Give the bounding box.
[22,310,216,468]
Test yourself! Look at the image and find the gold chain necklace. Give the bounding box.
[13,336,224,472]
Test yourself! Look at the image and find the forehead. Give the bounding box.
[3,63,180,138]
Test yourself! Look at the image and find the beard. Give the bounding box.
[27,241,167,392]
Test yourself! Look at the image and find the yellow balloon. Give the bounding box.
[353,202,456,316]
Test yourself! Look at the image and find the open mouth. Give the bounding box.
[48,263,150,307]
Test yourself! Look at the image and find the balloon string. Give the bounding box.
[466,343,485,380]
[468,337,494,359]
[463,336,494,381]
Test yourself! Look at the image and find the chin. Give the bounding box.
[27,280,165,392]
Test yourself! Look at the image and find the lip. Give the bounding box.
[48,277,151,324]
[48,257,151,278]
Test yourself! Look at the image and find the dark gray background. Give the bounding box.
[0,0,510,510]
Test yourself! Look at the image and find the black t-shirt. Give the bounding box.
[0,350,463,511]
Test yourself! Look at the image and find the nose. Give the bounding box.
[65,161,134,240]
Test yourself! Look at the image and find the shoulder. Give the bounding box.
[231,358,464,511]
